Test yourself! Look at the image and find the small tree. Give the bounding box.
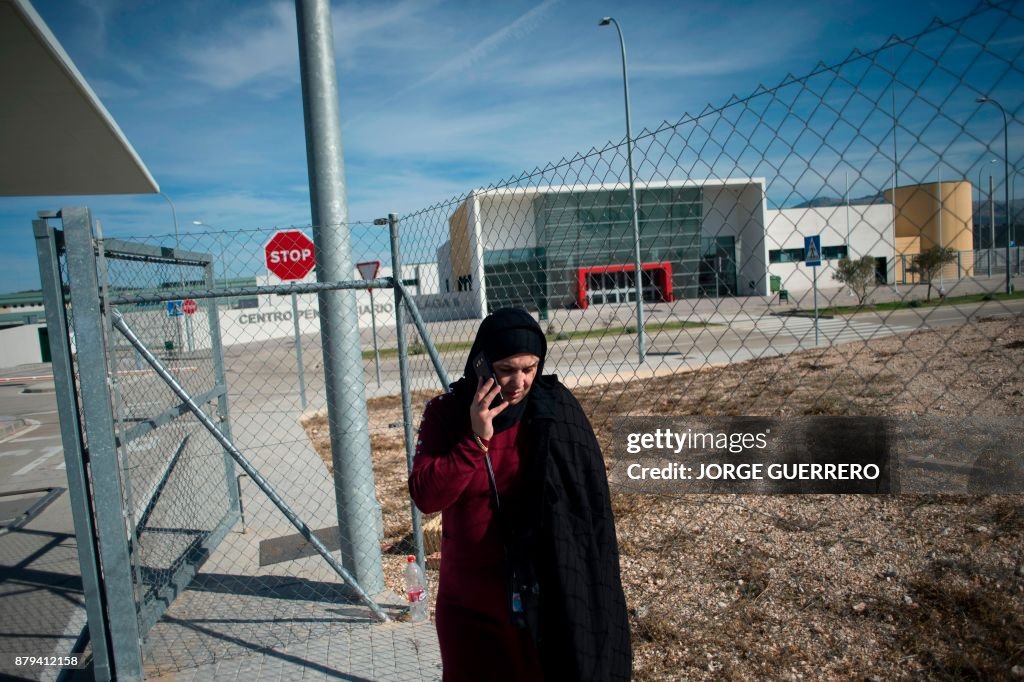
[833,255,876,305]
[913,246,957,301]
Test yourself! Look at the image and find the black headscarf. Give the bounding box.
[450,308,548,433]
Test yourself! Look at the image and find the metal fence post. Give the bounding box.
[295,0,384,593]
[61,207,145,680]
[33,218,114,681]
[387,213,427,576]
[205,256,239,512]
[290,292,308,409]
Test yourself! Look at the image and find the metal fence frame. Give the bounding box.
[35,207,446,680]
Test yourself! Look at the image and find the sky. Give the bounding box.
[0,0,1000,294]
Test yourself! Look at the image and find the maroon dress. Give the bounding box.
[409,393,543,682]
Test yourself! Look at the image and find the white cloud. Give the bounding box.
[403,0,559,93]
[332,0,439,67]
[180,0,436,94]
[182,2,300,92]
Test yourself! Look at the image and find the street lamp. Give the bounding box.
[975,96,1012,294]
[160,191,181,248]
[193,220,229,288]
[1012,169,1024,247]
[599,16,645,362]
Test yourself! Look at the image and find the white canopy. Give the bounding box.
[0,0,158,196]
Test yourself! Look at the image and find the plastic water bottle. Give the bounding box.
[404,556,428,622]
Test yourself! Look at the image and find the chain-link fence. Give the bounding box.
[34,1,1024,679]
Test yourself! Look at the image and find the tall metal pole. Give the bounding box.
[369,289,381,387]
[1013,170,1023,280]
[991,175,997,279]
[160,192,180,246]
[600,16,645,362]
[845,170,850,251]
[891,80,900,293]
[295,0,384,593]
[290,292,307,409]
[979,164,991,276]
[977,96,1012,294]
[937,167,944,295]
[386,213,427,578]
[892,82,899,190]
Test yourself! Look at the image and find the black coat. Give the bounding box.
[507,375,632,681]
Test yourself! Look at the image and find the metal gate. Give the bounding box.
[34,208,419,680]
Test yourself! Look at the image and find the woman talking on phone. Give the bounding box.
[409,307,631,682]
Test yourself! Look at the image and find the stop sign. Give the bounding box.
[264,230,316,281]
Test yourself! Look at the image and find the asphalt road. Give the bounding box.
[0,366,88,681]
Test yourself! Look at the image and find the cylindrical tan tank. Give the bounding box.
[884,181,975,281]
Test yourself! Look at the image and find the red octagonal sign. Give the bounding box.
[264,230,316,281]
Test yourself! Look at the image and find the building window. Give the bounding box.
[533,186,704,301]
[484,248,547,311]
[769,245,848,264]
[769,248,805,264]
[231,297,259,310]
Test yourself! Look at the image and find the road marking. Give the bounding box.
[25,410,59,416]
[738,316,916,344]
[13,445,62,476]
[0,375,51,385]
[0,419,40,444]
[0,449,32,459]
[10,435,60,443]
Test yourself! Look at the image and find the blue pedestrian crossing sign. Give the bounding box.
[804,235,821,267]
[166,300,184,317]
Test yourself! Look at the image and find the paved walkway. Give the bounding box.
[155,621,439,681]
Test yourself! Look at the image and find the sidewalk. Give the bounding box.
[153,620,440,681]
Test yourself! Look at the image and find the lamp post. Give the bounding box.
[937,166,944,296]
[976,96,1012,294]
[1012,168,1024,252]
[599,16,645,362]
[890,79,900,293]
[160,192,181,248]
[193,220,229,289]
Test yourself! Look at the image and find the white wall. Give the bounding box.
[478,191,536,253]
[0,262,461,368]
[413,291,479,322]
[406,262,440,295]
[765,204,894,294]
[436,241,453,295]
[0,324,45,368]
[703,181,768,295]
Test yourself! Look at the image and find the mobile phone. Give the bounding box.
[472,352,504,407]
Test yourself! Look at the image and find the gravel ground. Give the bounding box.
[305,313,1024,680]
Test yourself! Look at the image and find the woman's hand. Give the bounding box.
[470,377,509,441]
